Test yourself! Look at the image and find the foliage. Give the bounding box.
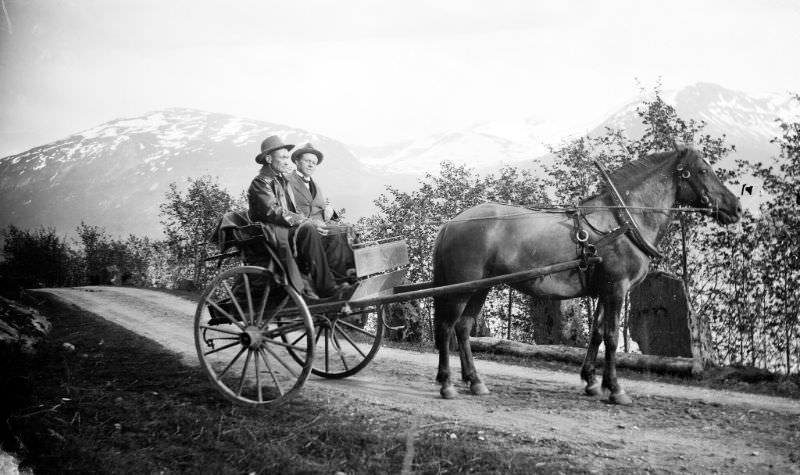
[358,162,551,341]
[159,175,243,288]
[358,85,799,374]
[0,225,78,289]
[75,223,155,286]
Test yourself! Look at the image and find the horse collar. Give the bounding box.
[593,161,664,260]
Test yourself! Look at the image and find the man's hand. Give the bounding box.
[323,200,335,222]
[311,219,329,236]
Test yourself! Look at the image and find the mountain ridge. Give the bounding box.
[1,83,797,239]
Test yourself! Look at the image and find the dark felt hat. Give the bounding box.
[255,135,294,164]
[291,143,324,164]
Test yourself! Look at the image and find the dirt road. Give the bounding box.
[38,286,800,474]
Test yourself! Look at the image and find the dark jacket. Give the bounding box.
[247,166,308,227]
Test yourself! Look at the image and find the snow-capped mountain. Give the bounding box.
[598,82,800,164]
[356,117,580,174]
[588,83,800,211]
[0,108,404,238]
[2,83,797,239]
[356,83,799,181]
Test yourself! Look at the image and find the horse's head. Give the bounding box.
[673,146,742,224]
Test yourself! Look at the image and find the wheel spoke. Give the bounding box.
[204,340,241,356]
[258,348,284,396]
[337,318,377,338]
[334,323,368,359]
[199,325,242,336]
[222,281,248,325]
[207,298,246,331]
[263,294,290,324]
[324,327,330,373]
[254,347,262,403]
[330,328,350,371]
[237,349,253,396]
[217,347,247,380]
[243,273,254,325]
[264,338,308,353]
[291,331,308,347]
[262,342,300,379]
[264,319,309,338]
[255,284,271,327]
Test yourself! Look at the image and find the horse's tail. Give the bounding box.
[431,222,449,288]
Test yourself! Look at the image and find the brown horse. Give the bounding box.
[432,146,741,404]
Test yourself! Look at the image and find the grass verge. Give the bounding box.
[1,297,592,475]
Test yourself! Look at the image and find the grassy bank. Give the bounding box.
[1,297,585,475]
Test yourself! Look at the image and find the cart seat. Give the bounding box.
[209,211,305,291]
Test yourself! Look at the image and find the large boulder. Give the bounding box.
[629,270,715,370]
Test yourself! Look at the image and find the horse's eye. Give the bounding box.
[700,169,708,175]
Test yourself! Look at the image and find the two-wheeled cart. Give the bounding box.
[194,215,600,406]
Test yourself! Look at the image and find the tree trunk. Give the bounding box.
[469,337,701,376]
[506,287,512,340]
[623,293,630,352]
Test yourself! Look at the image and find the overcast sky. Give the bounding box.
[1,0,799,157]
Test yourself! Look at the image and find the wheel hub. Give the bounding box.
[239,326,264,349]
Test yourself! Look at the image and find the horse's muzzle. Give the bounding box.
[714,199,743,225]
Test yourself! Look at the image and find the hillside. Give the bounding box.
[1,83,797,238]
[0,108,413,237]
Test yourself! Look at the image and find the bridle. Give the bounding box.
[675,160,714,210]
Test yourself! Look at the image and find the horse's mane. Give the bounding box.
[603,148,686,193]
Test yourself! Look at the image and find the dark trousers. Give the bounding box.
[322,232,355,280]
[290,223,337,296]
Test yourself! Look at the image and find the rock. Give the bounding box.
[174,279,196,291]
[0,449,29,475]
[0,296,51,355]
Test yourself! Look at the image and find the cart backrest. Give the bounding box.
[352,238,409,278]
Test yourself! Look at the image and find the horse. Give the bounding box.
[432,146,741,405]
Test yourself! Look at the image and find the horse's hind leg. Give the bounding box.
[580,301,603,397]
[434,295,468,399]
[455,290,490,396]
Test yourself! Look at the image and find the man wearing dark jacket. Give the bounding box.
[248,136,348,299]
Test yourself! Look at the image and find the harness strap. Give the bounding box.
[593,161,664,259]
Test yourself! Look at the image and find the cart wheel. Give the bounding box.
[285,306,385,379]
[194,266,315,406]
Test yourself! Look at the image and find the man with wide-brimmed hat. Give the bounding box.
[248,135,349,299]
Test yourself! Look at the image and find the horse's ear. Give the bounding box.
[672,139,687,159]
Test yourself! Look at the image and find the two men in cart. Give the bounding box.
[248,135,352,300]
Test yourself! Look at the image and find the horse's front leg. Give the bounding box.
[580,300,603,397]
[601,285,632,405]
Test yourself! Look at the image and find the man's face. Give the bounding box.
[294,153,319,177]
[267,148,293,174]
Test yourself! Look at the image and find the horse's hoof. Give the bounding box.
[609,391,632,406]
[440,385,457,399]
[584,382,602,397]
[470,382,490,396]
